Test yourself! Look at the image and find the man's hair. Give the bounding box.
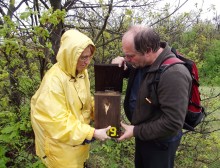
[125,25,161,54]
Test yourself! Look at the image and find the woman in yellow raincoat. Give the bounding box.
[31,29,111,168]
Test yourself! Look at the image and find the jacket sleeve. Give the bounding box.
[31,76,95,146]
[133,64,192,140]
[90,96,95,120]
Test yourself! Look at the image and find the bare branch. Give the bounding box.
[0,5,6,16]
[63,0,78,11]
[94,0,113,43]
[14,0,26,11]
[202,92,220,101]
[49,0,61,10]
[0,6,6,25]
[96,36,121,48]
[151,0,190,26]
[39,0,50,9]
[34,0,41,23]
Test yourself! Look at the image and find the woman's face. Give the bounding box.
[76,46,93,73]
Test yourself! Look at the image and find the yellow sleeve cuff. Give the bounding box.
[87,127,95,140]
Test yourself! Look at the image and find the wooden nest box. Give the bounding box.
[94,64,124,138]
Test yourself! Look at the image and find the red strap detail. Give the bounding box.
[162,57,184,65]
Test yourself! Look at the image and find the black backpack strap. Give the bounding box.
[153,57,185,87]
[148,57,185,106]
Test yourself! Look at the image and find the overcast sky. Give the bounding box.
[170,0,219,20]
[14,0,219,22]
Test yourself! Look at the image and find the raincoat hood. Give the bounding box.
[56,29,95,77]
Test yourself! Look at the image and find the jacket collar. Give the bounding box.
[148,42,175,73]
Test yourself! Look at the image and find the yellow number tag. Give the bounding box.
[107,127,118,137]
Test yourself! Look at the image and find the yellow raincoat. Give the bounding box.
[31,30,95,168]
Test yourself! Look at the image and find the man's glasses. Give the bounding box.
[124,54,135,59]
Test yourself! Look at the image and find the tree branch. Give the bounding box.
[151,0,190,26]
[39,0,50,9]
[94,0,113,43]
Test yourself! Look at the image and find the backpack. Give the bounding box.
[152,48,206,131]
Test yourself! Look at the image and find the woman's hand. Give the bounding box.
[93,126,111,141]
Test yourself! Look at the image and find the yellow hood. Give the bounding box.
[56,29,95,77]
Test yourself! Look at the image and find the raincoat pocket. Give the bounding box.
[43,136,90,167]
[44,136,58,167]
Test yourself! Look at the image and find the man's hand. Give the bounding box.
[118,122,134,141]
[111,56,127,70]
[93,126,111,141]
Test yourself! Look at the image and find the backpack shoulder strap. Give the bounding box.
[156,57,185,80]
[161,57,184,71]
[147,56,186,106]
[152,57,185,95]
[163,57,184,65]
